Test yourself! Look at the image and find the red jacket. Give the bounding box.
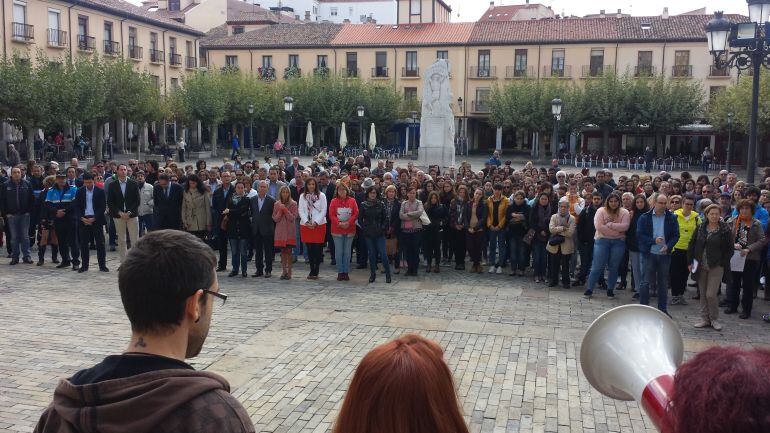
[329,196,359,235]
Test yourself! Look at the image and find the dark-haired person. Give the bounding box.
[223,181,251,278]
[332,334,470,433]
[211,172,233,271]
[298,178,327,279]
[661,347,770,433]
[573,191,602,286]
[506,190,530,276]
[423,191,447,273]
[584,193,630,298]
[74,173,108,273]
[250,180,276,278]
[669,194,700,305]
[448,185,469,270]
[33,230,254,433]
[181,176,211,241]
[725,199,766,319]
[272,186,298,280]
[152,173,184,231]
[107,164,140,263]
[359,186,392,283]
[1,167,34,264]
[465,188,487,274]
[399,187,425,276]
[486,183,508,274]
[46,172,80,270]
[636,194,679,314]
[529,192,553,282]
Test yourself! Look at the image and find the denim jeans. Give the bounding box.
[229,238,249,274]
[639,253,670,312]
[294,220,308,260]
[333,234,354,273]
[7,213,31,259]
[508,234,527,271]
[138,214,153,237]
[531,239,548,277]
[488,229,506,267]
[586,238,626,294]
[365,236,391,276]
[629,250,644,291]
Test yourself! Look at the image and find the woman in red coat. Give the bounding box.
[329,183,359,281]
[273,186,298,280]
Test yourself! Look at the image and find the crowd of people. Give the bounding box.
[3,149,770,328]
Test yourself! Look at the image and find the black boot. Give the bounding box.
[369,273,376,283]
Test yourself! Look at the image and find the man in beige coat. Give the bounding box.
[547,197,577,288]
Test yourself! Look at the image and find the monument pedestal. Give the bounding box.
[417,145,455,169]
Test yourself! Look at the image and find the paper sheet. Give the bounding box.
[730,251,747,272]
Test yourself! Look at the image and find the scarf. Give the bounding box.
[735,214,753,237]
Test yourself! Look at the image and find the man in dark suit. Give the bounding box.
[284,157,304,183]
[318,171,336,264]
[106,164,140,262]
[74,173,108,272]
[250,180,275,278]
[152,173,183,230]
[211,171,233,271]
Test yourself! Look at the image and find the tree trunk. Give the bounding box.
[25,125,34,162]
[209,124,217,157]
[602,128,610,155]
[91,122,101,162]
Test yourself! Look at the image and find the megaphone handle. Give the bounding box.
[641,374,674,431]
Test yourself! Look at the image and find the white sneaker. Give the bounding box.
[495,266,502,274]
[693,320,710,328]
[711,320,723,331]
[488,266,496,274]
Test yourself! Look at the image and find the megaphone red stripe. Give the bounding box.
[640,374,675,431]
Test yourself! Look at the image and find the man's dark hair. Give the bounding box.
[118,230,217,333]
[82,172,94,181]
[493,183,503,191]
[158,173,170,181]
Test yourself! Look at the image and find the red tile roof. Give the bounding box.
[331,23,475,47]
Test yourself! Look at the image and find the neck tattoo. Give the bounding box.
[134,336,148,348]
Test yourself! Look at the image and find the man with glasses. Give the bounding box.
[34,230,254,433]
[637,194,679,316]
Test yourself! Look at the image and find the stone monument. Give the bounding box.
[417,59,455,169]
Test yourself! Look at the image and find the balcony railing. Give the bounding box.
[340,67,359,78]
[169,53,182,66]
[709,65,730,77]
[257,66,276,81]
[185,56,197,69]
[103,40,120,55]
[313,66,330,77]
[672,65,693,78]
[12,22,34,42]
[469,66,496,78]
[371,67,389,78]
[472,100,490,113]
[149,49,164,64]
[505,65,534,78]
[128,45,143,60]
[543,65,572,78]
[47,29,67,47]
[634,65,656,77]
[402,67,419,78]
[77,35,96,51]
[581,65,613,78]
[283,66,301,79]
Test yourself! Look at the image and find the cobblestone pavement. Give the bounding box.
[1,251,769,433]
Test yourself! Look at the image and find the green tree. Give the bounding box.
[582,73,629,153]
[708,70,770,137]
[184,70,227,156]
[0,53,49,160]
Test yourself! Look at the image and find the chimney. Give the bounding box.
[662,7,669,19]
[617,9,622,18]
[304,10,311,21]
[599,9,605,18]
[489,1,494,8]
[343,18,350,23]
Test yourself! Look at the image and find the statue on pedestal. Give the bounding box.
[417,60,455,169]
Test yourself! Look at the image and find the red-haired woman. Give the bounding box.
[333,334,470,433]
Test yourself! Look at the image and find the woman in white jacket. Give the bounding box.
[298,178,327,279]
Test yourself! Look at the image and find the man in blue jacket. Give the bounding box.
[45,172,80,270]
[74,173,108,273]
[1,167,35,264]
[636,194,680,315]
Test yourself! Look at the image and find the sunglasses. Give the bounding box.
[671,200,681,204]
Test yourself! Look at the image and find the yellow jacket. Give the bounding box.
[673,208,700,250]
[486,196,509,230]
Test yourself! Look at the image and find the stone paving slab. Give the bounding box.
[1,252,769,433]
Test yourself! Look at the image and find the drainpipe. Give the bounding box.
[249,48,253,72]
[119,17,126,59]
[1,0,6,58]
[393,47,397,92]
[161,30,168,93]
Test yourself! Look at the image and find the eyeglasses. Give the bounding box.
[203,289,228,307]
[671,200,681,204]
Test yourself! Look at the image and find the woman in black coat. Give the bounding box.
[423,191,448,273]
[464,188,488,274]
[382,185,401,274]
[224,181,252,277]
[360,186,391,283]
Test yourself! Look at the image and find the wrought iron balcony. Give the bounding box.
[12,22,34,42]
[103,40,120,55]
[169,53,182,66]
[149,49,165,64]
[543,65,572,78]
[505,65,534,78]
[634,65,656,77]
[47,29,67,47]
[469,66,496,79]
[371,67,389,78]
[77,35,96,51]
[185,56,197,69]
[128,45,143,60]
[672,65,693,77]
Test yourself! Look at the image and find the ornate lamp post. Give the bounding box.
[551,97,563,159]
[705,3,770,184]
[284,96,294,151]
[727,112,734,172]
[357,105,365,148]
[247,103,254,158]
[410,110,418,158]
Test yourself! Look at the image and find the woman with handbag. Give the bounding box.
[423,191,447,273]
[182,176,211,240]
[529,192,554,283]
[547,198,576,288]
[298,178,327,280]
[399,187,425,276]
[464,188,488,274]
[448,185,469,270]
[687,204,733,331]
[724,199,766,319]
[273,186,298,280]
[223,181,251,278]
[383,185,401,274]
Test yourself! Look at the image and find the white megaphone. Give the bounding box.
[580,305,683,431]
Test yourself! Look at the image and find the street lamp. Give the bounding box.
[705,3,770,184]
[551,97,563,159]
[410,110,418,158]
[247,103,254,158]
[457,97,463,113]
[357,105,365,148]
[284,96,294,151]
[727,112,734,172]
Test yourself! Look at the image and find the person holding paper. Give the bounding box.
[636,194,680,315]
[724,200,766,319]
[687,204,733,331]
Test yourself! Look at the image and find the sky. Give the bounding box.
[447,0,747,21]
